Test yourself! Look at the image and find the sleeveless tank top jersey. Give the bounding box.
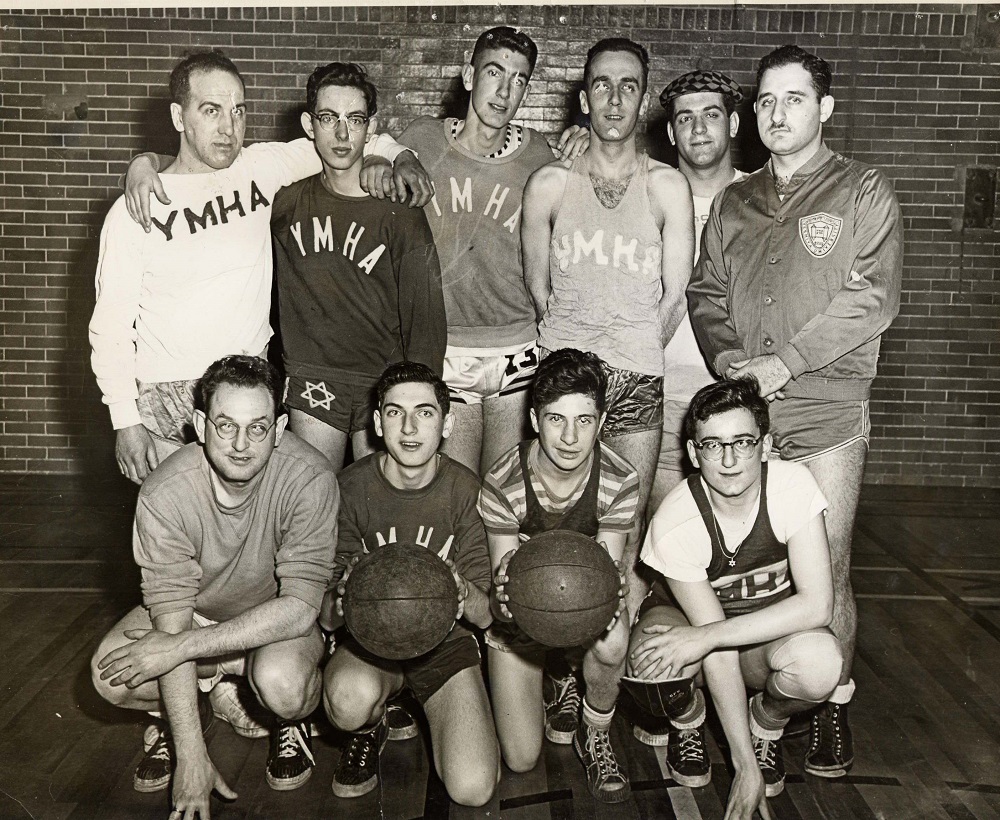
[518,441,601,537]
[688,464,792,616]
[538,152,664,376]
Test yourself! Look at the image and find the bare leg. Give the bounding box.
[487,647,545,772]
[603,427,662,619]
[288,408,349,472]
[247,625,325,720]
[322,644,403,731]
[582,615,628,712]
[423,666,500,807]
[801,440,867,683]
[480,390,531,478]
[649,398,689,514]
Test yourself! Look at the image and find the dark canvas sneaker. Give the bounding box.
[666,723,711,787]
[573,723,631,804]
[266,719,315,791]
[544,672,581,744]
[805,701,854,778]
[331,715,389,798]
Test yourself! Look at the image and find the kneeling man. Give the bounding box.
[92,355,338,815]
[627,378,843,818]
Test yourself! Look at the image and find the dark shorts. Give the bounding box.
[284,364,377,436]
[637,577,676,620]
[342,632,481,705]
[602,364,664,437]
[768,397,870,462]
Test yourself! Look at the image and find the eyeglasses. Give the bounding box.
[205,416,276,443]
[310,111,369,132]
[691,436,762,461]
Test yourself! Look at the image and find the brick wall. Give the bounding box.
[1,4,998,485]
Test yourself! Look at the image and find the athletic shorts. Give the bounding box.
[656,398,690,477]
[341,632,481,705]
[484,620,548,660]
[636,577,676,620]
[443,340,539,406]
[284,363,376,436]
[602,363,664,438]
[767,397,870,462]
[137,378,199,446]
[191,612,247,692]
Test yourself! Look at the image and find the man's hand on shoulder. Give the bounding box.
[554,125,590,162]
[359,151,433,208]
[125,153,170,233]
[116,424,159,485]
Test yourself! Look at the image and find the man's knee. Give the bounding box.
[589,617,629,668]
[770,631,843,703]
[91,631,134,707]
[446,766,498,808]
[251,654,319,719]
[322,665,381,730]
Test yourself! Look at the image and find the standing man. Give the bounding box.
[688,44,903,778]
[92,50,426,484]
[91,355,338,813]
[272,62,446,471]
[649,69,747,513]
[391,27,589,477]
[321,362,498,807]
[522,38,694,623]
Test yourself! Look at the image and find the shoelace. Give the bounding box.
[753,735,778,769]
[276,723,315,765]
[809,705,843,754]
[677,728,706,761]
[587,728,623,778]
[548,675,581,718]
[147,735,171,763]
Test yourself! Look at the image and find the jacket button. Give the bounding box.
[764,296,774,305]
[769,256,779,264]
[763,338,773,347]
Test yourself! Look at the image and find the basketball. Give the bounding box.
[504,530,620,647]
[342,542,458,660]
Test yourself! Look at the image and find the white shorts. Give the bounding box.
[443,340,539,405]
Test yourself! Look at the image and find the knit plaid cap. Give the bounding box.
[659,69,744,111]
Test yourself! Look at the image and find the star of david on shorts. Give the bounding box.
[301,380,335,410]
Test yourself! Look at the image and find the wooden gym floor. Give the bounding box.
[2,474,1000,820]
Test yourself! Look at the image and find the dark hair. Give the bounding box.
[169,50,245,107]
[375,361,450,415]
[756,44,832,100]
[306,62,377,117]
[199,355,283,417]
[584,37,650,93]
[532,348,607,415]
[472,26,538,76]
[684,378,770,442]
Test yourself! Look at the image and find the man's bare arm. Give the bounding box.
[521,164,568,322]
[648,164,695,347]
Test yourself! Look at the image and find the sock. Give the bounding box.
[582,698,614,732]
[749,694,786,741]
[828,679,855,705]
[670,687,706,730]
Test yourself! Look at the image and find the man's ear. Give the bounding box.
[373,409,383,438]
[301,110,315,140]
[597,411,608,436]
[193,409,207,443]
[579,89,590,117]
[819,95,835,123]
[170,102,184,134]
[686,439,700,470]
[529,407,539,434]
[273,413,289,447]
[667,121,676,147]
[761,433,773,462]
[729,111,740,138]
[364,115,378,143]
[639,91,649,119]
[461,61,475,92]
[441,411,455,440]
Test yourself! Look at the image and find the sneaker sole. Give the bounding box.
[572,735,632,804]
[266,767,313,791]
[804,761,852,778]
[765,779,785,798]
[133,774,171,793]
[331,774,378,799]
[667,765,711,789]
[633,724,670,747]
[545,723,576,745]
